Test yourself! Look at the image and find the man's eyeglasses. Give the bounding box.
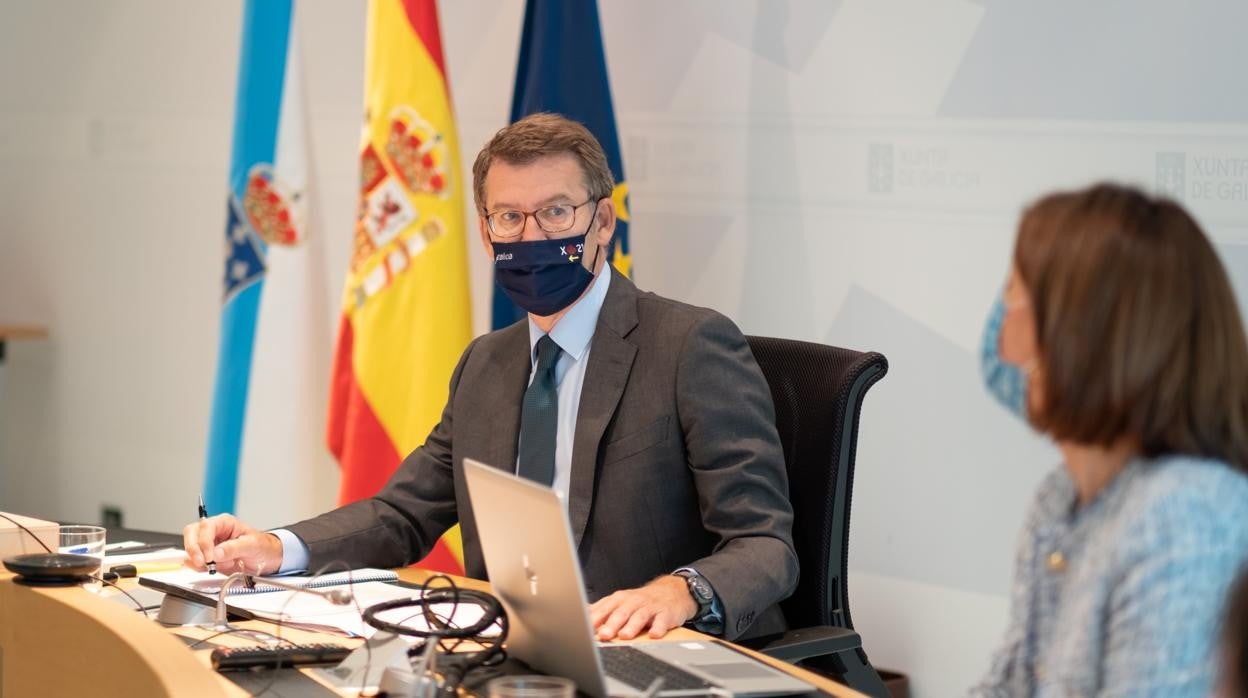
[484,199,596,239]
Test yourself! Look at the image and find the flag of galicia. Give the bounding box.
[205,0,309,516]
[492,0,632,330]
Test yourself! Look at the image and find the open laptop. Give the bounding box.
[463,458,815,698]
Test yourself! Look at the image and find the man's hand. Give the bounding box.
[589,575,697,641]
[182,514,283,575]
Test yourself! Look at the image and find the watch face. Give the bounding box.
[688,576,714,603]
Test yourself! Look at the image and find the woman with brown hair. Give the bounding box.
[971,183,1248,696]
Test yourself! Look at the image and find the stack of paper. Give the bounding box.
[104,548,188,570]
[138,568,496,638]
[103,540,187,570]
[228,581,494,637]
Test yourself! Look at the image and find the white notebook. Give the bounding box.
[139,567,399,597]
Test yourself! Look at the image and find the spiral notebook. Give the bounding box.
[138,567,399,600]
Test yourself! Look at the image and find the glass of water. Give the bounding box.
[487,676,576,698]
[58,525,106,591]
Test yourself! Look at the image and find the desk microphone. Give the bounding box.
[207,572,353,634]
[246,575,353,605]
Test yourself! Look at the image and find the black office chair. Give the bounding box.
[741,336,890,697]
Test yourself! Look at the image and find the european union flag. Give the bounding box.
[492,0,632,330]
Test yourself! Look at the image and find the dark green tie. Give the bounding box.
[517,335,562,486]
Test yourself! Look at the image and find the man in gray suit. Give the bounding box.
[185,113,796,641]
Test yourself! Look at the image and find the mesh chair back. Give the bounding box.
[745,336,888,631]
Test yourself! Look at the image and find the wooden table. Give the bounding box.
[0,567,868,697]
[0,568,230,697]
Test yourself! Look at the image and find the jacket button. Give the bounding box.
[1047,551,1067,572]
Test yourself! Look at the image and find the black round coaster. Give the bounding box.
[3,553,98,586]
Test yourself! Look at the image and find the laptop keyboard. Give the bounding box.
[600,645,716,692]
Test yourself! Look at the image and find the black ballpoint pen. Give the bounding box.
[198,494,217,575]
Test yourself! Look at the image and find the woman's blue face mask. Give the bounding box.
[980,295,1031,420]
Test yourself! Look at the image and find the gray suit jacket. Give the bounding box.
[287,269,798,639]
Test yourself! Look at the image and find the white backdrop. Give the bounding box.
[3,2,1248,695]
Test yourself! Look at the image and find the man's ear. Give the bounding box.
[592,197,616,248]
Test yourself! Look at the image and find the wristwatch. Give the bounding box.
[673,568,715,623]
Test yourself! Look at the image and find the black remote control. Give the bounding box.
[210,643,352,672]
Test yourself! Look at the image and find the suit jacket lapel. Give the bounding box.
[568,268,639,545]
[479,322,530,473]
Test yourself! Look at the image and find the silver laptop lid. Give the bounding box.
[463,458,814,698]
[463,458,611,697]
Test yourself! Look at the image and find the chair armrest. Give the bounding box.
[736,625,862,663]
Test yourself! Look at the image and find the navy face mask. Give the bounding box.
[980,295,1030,420]
[492,230,601,317]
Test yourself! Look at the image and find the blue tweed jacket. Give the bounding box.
[971,455,1248,697]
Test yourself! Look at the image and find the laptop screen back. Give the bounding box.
[463,458,610,697]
